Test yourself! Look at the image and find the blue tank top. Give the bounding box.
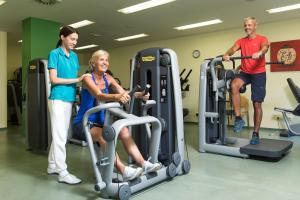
[73,73,109,125]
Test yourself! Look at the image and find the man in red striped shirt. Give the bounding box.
[223,17,269,145]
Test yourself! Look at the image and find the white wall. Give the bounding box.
[107,18,300,129]
[0,31,7,128]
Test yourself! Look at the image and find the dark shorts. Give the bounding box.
[236,71,266,102]
[72,122,103,142]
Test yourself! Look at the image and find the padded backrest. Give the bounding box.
[287,78,300,104]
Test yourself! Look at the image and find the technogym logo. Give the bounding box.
[29,65,37,70]
[142,56,155,62]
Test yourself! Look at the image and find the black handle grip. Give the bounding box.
[143,84,151,95]
[184,69,193,80]
[128,85,141,97]
[229,56,252,60]
[225,56,252,69]
[180,68,186,77]
[266,61,284,65]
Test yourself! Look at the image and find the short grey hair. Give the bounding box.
[244,17,257,24]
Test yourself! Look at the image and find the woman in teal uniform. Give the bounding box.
[47,26,89,185]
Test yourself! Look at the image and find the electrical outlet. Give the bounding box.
[272,115,282,120]
[276,116,281,120]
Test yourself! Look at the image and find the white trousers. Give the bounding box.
[48,100,72,176]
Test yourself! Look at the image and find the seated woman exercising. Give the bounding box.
[72,50,161,181]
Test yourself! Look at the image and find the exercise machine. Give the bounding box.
[82,90,161,200]
[130,48,190,167]
[198,56,293,159]
[83,88,189,200]
[275,78,300,137]
[180,68,192,118]
[180,68,192,92]
[83,48,190,199]
[25,59,86,151]
[7,67,22,125]
[69,86,88,147]
[26,59,50,151]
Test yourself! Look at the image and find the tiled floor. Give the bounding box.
[0,124,299,200]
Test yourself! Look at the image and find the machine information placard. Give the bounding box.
[160,75,167,103]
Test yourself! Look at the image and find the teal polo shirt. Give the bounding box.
[48,47,80,102]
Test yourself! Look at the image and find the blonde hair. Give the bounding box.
[244,17,257,24]
[89,50,109,71]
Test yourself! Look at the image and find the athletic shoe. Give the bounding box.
[234,118,245,133]
[122,166,143,182]
[250,132,260,145]
[58,173,82,185]
[143,160,162,173]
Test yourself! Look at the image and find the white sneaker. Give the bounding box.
[47,167,60,175]
[143,161,162,173]
[58,173,82,185]
[122,166,143,182]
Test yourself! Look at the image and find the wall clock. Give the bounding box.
[192,50,200,58]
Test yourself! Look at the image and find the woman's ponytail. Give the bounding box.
[55,39,62,48]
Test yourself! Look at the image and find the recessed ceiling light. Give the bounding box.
[75,44,98,50]
[118,0,176,14]
[266,3,300,13]
[115,34,149,41]
[174,19,223,30]
[0,0,6,6]
[18,40,22,43]
[68,20,94,28]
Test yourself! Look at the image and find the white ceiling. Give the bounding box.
[1,0,300,51]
